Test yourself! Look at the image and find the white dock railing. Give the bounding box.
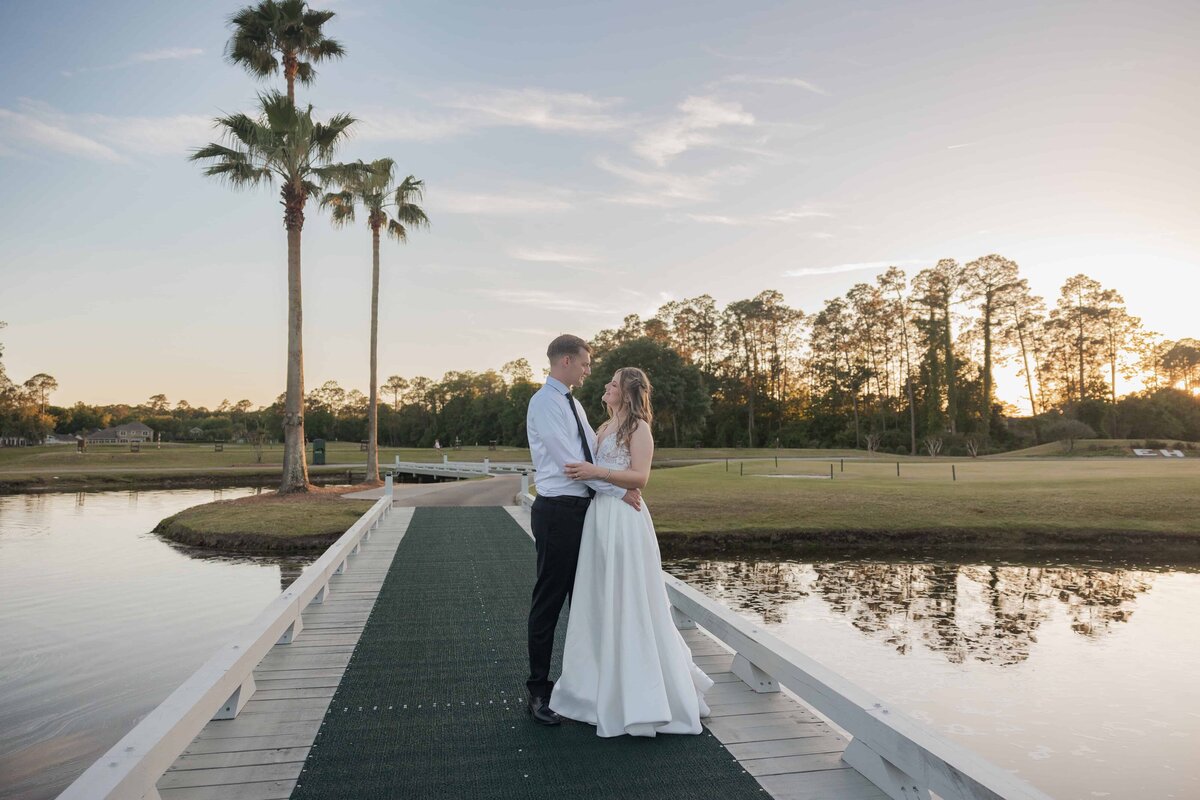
[57,477,397,800]
[515,481,1053,800]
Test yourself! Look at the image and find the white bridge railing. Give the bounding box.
[58,478,398,800]
[392,456,533,480]
[515,482,1052,800]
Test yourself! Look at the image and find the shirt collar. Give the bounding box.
[544,375,571,396]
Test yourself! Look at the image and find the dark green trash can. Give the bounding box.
[313,438,326,466]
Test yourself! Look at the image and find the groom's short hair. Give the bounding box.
[547,334,590,361]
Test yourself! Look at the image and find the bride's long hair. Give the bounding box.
[602,367,653,448]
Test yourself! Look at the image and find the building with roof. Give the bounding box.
[86,422,154,444]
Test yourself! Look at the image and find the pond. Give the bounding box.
[2,489,1196,800]
[662,554,1200,799]
[0,488,314,800]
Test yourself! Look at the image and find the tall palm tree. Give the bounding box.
[226,0,345,103]
[322,160,429,483]
[191,91,361,493]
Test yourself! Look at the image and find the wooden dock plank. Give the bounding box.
[172,746,311,771]
[754,769,890,800]
[158,508,414,799]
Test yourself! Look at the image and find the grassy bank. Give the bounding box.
[155,490,375,552]
[648,458,1200,558]
[0,443,530,492]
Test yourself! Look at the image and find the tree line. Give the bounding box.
[7,258,1199,455]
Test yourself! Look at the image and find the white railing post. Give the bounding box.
[483,457,490,475]
[520,473,530,496]
[731,652,779,693]
[213,675,256,720]
[385,471,393,499]
[841,739,931,800]
[670,605,696,630]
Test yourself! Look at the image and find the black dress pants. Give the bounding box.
[526,494,590,700]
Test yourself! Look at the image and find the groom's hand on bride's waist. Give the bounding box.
[621,488,642,510]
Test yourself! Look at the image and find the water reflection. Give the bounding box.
[664,559,1156,664]
[0,487,314,800]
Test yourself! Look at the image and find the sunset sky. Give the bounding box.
[1,0,1197,411]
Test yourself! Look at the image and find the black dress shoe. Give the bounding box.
[528,695,561,726]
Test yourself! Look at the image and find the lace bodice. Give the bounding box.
[595,434,631,470]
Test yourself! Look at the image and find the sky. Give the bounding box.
[1,0,1197,411]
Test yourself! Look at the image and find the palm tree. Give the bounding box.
[322,161,429,483]
[191,91,361,493]
[226,0,345,103]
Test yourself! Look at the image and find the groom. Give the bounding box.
[525,334,641,726]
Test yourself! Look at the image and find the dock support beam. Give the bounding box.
[732,653,779,693]
[841,738,931,800]
[277,616,302,644]
[671,606,697,630]
[213,675,256,720]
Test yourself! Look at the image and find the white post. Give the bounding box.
[671,606,696,630]
[443,454,448,464]
[732,652,779,693]
[276,615,303,644]
[312,582,331,605]
[385,472,393,499]
[841,739,931,800]
[483,457,490,475]
[520,473,530,496]
[213,675,256,720]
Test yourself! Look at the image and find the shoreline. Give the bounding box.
[0,468,444,494]
[657,527,1200,565]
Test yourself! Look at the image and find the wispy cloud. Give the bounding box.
[510,247,598,264]
[0,101,212,161]
[768,207,834,222]
[784,260,925,278]
[597,156,752,206]
[713,74,829,96]
[633,95,754,165]
[481,289,618,315]
[947,142,975,150]
[430,189,574,215]
[0,107,125,162]
[63,47,204,77]
[439,87,628,133]
[672,205,834,227]
[133,47,205,63]
[354,108,475,142]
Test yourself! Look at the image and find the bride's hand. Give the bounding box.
[564,461,601,481]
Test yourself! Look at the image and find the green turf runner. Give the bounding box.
[291,506,768,799]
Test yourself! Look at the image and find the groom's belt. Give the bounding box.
[534,493,592,508]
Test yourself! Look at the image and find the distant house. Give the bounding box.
[44,432,81,445]
[87,422,154,444]
[188,426,205,439]
[0,435,29,447]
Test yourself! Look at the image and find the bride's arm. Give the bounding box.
[566,421,653,490]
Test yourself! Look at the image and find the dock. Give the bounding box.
[59,482,1053,800]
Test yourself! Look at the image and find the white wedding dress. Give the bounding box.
[549,434,712,737]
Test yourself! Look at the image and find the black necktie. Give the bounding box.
[565,391,596,498]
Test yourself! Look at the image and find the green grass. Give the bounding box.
[997,438,1200,458]
[155,491,375,552]
[0,442,532,471]
[646,457,1200,545]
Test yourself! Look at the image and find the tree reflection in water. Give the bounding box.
[664,559,1155,665]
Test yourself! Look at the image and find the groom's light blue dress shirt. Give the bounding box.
[527,376,624,499]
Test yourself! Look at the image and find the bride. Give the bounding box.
[551,367,712,737]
